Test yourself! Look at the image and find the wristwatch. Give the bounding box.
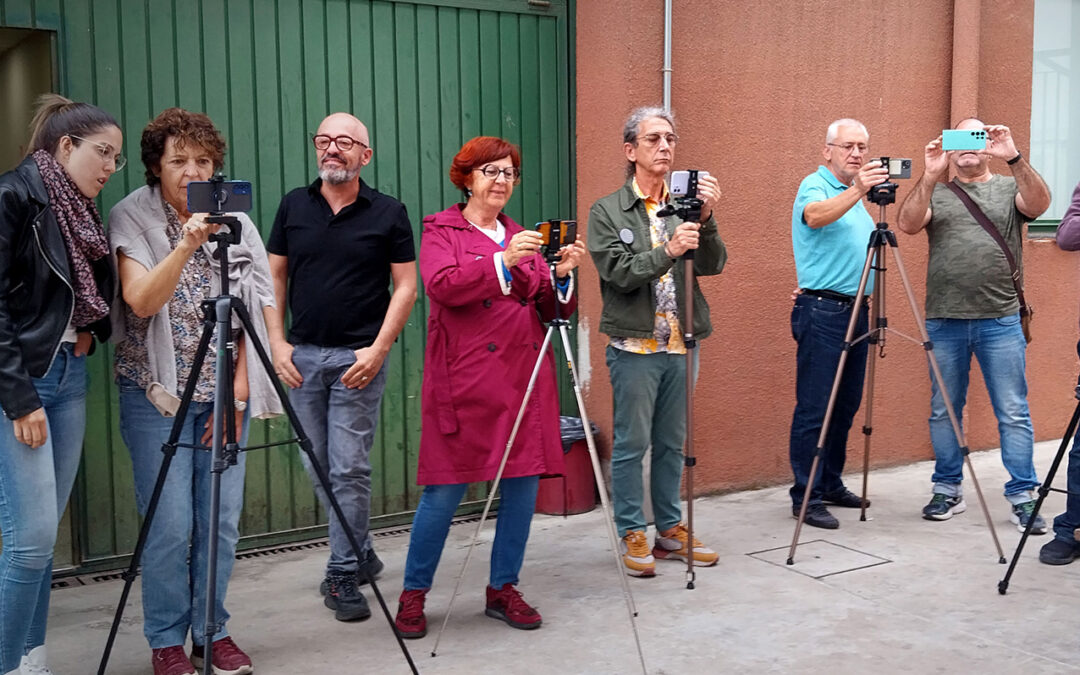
[233,399,248,412]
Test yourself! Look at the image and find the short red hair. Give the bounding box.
[449,136,521,190]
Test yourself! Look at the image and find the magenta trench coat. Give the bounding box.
[417,204,575,485]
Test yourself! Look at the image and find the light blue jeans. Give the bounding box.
[289,344,387,573]
[606,346,698,536]
[0,344,86,673]
[403,476,540,590]
[118,377,248,649]
[925,314,1039,502]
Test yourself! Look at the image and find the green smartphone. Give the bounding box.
[942,129,987,151]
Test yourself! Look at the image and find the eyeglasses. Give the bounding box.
[827,142,869,155]
[475,165,521,182]
[69,135,126,171]
[636,133,679,147]
[312,134,368,152]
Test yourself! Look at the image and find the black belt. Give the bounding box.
[803,288,864,304]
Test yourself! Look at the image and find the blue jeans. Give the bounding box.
[925,315,1039,502]
[1052,431,1080,544]
[606,346,697,536]
[118,378,248,649]
[789,295,869,507]
[289,344,387,573]
[403,475,539,590]
[0,344,86,673]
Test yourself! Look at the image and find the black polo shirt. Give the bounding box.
[267,178,415,349]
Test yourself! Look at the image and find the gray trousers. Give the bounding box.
[290,343,388,572]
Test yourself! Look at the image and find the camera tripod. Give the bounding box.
[97,216,418,675]
[998,342,1080,594]
[657,176,705,591]
[429,247,647,675]
[787,183,1007,566]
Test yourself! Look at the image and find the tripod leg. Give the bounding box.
[201,297,236,675]
[999,398,1080,594]
[98,308,217,675]
[682,252,699,587]
[231,303,419,674]
[557,323,648,675]
[859,279,882,522]
[787,243,877,565]
[888,245,1007,563]
[429,325,557,658]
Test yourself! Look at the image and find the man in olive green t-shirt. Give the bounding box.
[897,118,1051,532]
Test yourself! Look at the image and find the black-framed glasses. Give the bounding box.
[69,135,126,171]
[636,132,678,147]
[476,165,521,182]
[312,134,368,152]
[827,142,869,155]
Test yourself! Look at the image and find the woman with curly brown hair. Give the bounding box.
[109,108,279,675]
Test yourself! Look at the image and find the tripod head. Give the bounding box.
[867,181,898,207]
[657,169,706,223]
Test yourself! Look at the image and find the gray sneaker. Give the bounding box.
[1010,500,1048,534]
[922,493,966,520]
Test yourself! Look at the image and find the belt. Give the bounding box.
[802,288,864,304]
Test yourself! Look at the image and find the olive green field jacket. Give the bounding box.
[587,178,727,341]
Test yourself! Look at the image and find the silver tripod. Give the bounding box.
[787,185,1007,566]
[429,270,647,675]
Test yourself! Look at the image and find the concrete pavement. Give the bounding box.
[47,439,1079,674]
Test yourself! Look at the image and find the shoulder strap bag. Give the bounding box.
[945,180,1032,343]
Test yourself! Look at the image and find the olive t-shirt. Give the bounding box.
[925,175,1025,319]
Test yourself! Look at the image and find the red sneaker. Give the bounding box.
[484,583,542,630]
[151,646,195,675]
[395,588,428,639]
[190,636,253,675]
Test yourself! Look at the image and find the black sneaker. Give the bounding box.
[793,503,839,529]
[323,571,372,622]
[1010,500,1048,534]
[922,493,966,520]
[822,488,871,509]
[1038,538,1080,565]
[319,549,385,595]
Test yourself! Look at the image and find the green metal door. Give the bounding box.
[0,0,574,572]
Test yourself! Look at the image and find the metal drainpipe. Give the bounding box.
[663,0,672,111]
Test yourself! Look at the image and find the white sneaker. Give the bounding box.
[20,646,53,675]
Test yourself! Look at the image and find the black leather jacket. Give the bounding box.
[0,157,113,420]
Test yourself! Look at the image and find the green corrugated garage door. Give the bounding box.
[0,0,574,573]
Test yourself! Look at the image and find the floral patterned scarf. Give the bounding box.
[32,148,110,327]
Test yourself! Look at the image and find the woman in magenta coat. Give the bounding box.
[394,136,586,639]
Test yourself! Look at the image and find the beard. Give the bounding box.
[319,164,360,185]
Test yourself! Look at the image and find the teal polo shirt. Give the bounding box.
[791,165,875,296]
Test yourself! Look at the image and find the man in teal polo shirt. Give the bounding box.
[789,118,888,529]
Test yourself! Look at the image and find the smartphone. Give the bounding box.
[941,129,987,152]
[534,220,577,247]
[670,170,710,197]
[187,180,253,214]
[878,157,912,180]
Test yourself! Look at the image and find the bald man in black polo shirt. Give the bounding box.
[267,112,417,622]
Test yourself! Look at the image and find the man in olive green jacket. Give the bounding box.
[588,106,727,578]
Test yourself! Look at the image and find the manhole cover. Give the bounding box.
[748,539,891,579]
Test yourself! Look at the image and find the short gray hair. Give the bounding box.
[623,106,676,177]
[825,118,868,144]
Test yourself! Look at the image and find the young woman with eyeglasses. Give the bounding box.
[0,94,122,675]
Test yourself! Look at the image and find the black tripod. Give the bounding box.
[96,215,418,675]
[787,178,1007,565]
[428,225,647,675]
[998,343,1080,594]
[656,175,707,591]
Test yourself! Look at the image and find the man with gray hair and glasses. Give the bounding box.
[266,112,417,622]
[588,106,726,577]
[788,118,888,530]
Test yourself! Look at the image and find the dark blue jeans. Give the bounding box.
[789,294,869,507]
[1053,432,1080,544]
